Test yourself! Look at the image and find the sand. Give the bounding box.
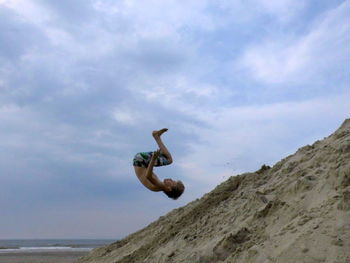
[0,251,88,263]
[76,119,350,263]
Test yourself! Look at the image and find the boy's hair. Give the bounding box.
[163,180,185,200]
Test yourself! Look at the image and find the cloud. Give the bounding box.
[256,0,305,22]
[94,0,216,34]
[112,106,143,126]
[237,1,350,85]
[175,91,350,192]
[39,0,96,24]
[0,7,46,62]
[0,0,349,238]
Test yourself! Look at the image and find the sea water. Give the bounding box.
[0,239,114,253]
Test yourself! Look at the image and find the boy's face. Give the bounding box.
[164,178,177,190]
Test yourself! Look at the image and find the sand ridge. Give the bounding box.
[76,119,350,263]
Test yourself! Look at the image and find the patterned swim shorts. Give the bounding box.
[132,151,171,168]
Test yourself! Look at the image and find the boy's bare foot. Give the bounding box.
[152,128,168,138]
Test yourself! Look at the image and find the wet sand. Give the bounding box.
[0,251,88,263]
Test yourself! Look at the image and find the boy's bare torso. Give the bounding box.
[134,166,163,192]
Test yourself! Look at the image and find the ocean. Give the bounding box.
[0,239,114,253]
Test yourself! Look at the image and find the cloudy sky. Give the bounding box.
[0,0,349,239]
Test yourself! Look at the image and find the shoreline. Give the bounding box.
[0,248,92,253]
[0,250,89,263]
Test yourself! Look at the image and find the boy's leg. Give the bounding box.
[152,128,173,164]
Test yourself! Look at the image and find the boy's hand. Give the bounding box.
[151,149,161,160]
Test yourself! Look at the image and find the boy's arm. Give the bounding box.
[145,150,165,190]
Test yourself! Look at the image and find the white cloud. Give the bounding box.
[112,106,153,126]
[112,109,137,125]
[237,1,350,84]
[0,104,21,116]
[140,77,220,104]
[1,1,120,61]
[176,91,350,191]
[96,0,216,34]
[1,0,54,24]
[257,0,305,22]
[216,0,305,24]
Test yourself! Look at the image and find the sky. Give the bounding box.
[0,0,349,239]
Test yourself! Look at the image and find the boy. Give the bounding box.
[133,128,185,200]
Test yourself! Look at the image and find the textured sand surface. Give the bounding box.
[77,119,350,263]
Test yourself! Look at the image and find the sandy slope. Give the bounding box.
[77,119,350,263]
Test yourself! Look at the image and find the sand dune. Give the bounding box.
[77,119,350,263]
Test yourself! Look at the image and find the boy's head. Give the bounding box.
[163,178,185,200]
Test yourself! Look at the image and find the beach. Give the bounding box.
[0,239,114,263]
[0,251,88,263]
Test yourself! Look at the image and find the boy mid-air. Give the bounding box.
[133,128,185,200]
